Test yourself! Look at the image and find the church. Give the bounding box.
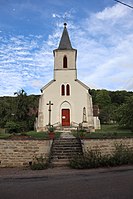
[36,23,100,132]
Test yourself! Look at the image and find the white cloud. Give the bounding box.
[0,34,55,96]
[69,3,133,91]
[31,80,43,88]
[52,10,74,19]
[52,13,61,18]
[0,2,133,96]
[96,3,129,20]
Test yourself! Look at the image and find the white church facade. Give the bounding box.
[37,23,100,132]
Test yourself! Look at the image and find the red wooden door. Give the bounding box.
[62,109,70,126]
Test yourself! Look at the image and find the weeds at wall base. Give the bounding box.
[69,143,133,169]
[30,155,49,170]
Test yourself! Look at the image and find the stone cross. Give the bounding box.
[47,101,53,126]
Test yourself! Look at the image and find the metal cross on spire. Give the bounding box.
[63,12,67,25]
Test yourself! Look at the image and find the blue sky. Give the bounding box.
[0,0,133,96]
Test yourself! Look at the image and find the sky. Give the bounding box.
[0,0,133,96]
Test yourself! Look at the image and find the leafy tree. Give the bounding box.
[1,88,133,131]
[13,89,39,131]
[109,90,132,105]
[115,96,133,131]
[90,89,133,125]
[0,89,39,132]
[91,90,111,124]
[0,97,16,127]
[14,89,28,121]
[95,90,111,109]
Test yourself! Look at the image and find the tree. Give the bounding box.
[109,90,132,105]
[0,90,39,132]
[0,97,16,127]
[115,96,133,131]
[95,90,111,109]
[14,89,28,121]
[13,90,39,131]
[92,90,111,123]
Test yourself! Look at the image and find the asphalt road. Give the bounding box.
[0,167,133,199]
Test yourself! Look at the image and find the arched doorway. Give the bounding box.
[60,101,71,127]
[62,109,70,126]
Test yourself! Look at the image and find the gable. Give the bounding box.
[41,80,56,93]
[75,79,90,91]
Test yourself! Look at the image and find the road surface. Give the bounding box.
[0,166,133,199]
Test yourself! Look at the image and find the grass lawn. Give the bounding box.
[0,133,11,139]
[96,124,131,133]
[25,131,61,139]
[26,131,61,139]
[0,125,133,139]
[0,131,62,139]
[26,131,49,139]
[83,124,133,139]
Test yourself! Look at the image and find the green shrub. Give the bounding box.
[109,143,133,166]
[18,121,29,132]
[0,128,6,134]
[5,121,32,134]
[5,121,20,133]
[48,126,55,132]
[30,156,49,170]
[70,149,103,169]
[69,143,133,169]
[70,155,87,169]
[78,130,86,138]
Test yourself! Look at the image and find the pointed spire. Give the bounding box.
[58,23,73,50]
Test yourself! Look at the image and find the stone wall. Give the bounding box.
[0,140,52,167]
[0,138,133,167]
[83,138,133,155]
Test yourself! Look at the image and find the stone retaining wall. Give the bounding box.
[0,140,52,167]
[83,138,133,154]
[0,138,133,167]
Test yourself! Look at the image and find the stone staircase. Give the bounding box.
[50,138,83,167]
[55,127,78,132]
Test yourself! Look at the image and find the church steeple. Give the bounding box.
[53,23,77,77]
[58,23,73,50]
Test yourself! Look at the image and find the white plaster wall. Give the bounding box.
[39,70,94,127]
[37,45,96,130]
[54,50,77,70]
[94,117,101,129]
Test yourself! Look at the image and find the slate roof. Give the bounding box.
[58,23,73,50]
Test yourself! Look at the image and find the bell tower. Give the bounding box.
[53,23,77,80]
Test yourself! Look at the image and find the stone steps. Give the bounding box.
[55,127,77,131]
[54,145,81,152]
[50,138,83,167]
[52,152,82,156]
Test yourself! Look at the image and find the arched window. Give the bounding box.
[66,84,70,96]
[61,84,65,96]
[63,56,67,68]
